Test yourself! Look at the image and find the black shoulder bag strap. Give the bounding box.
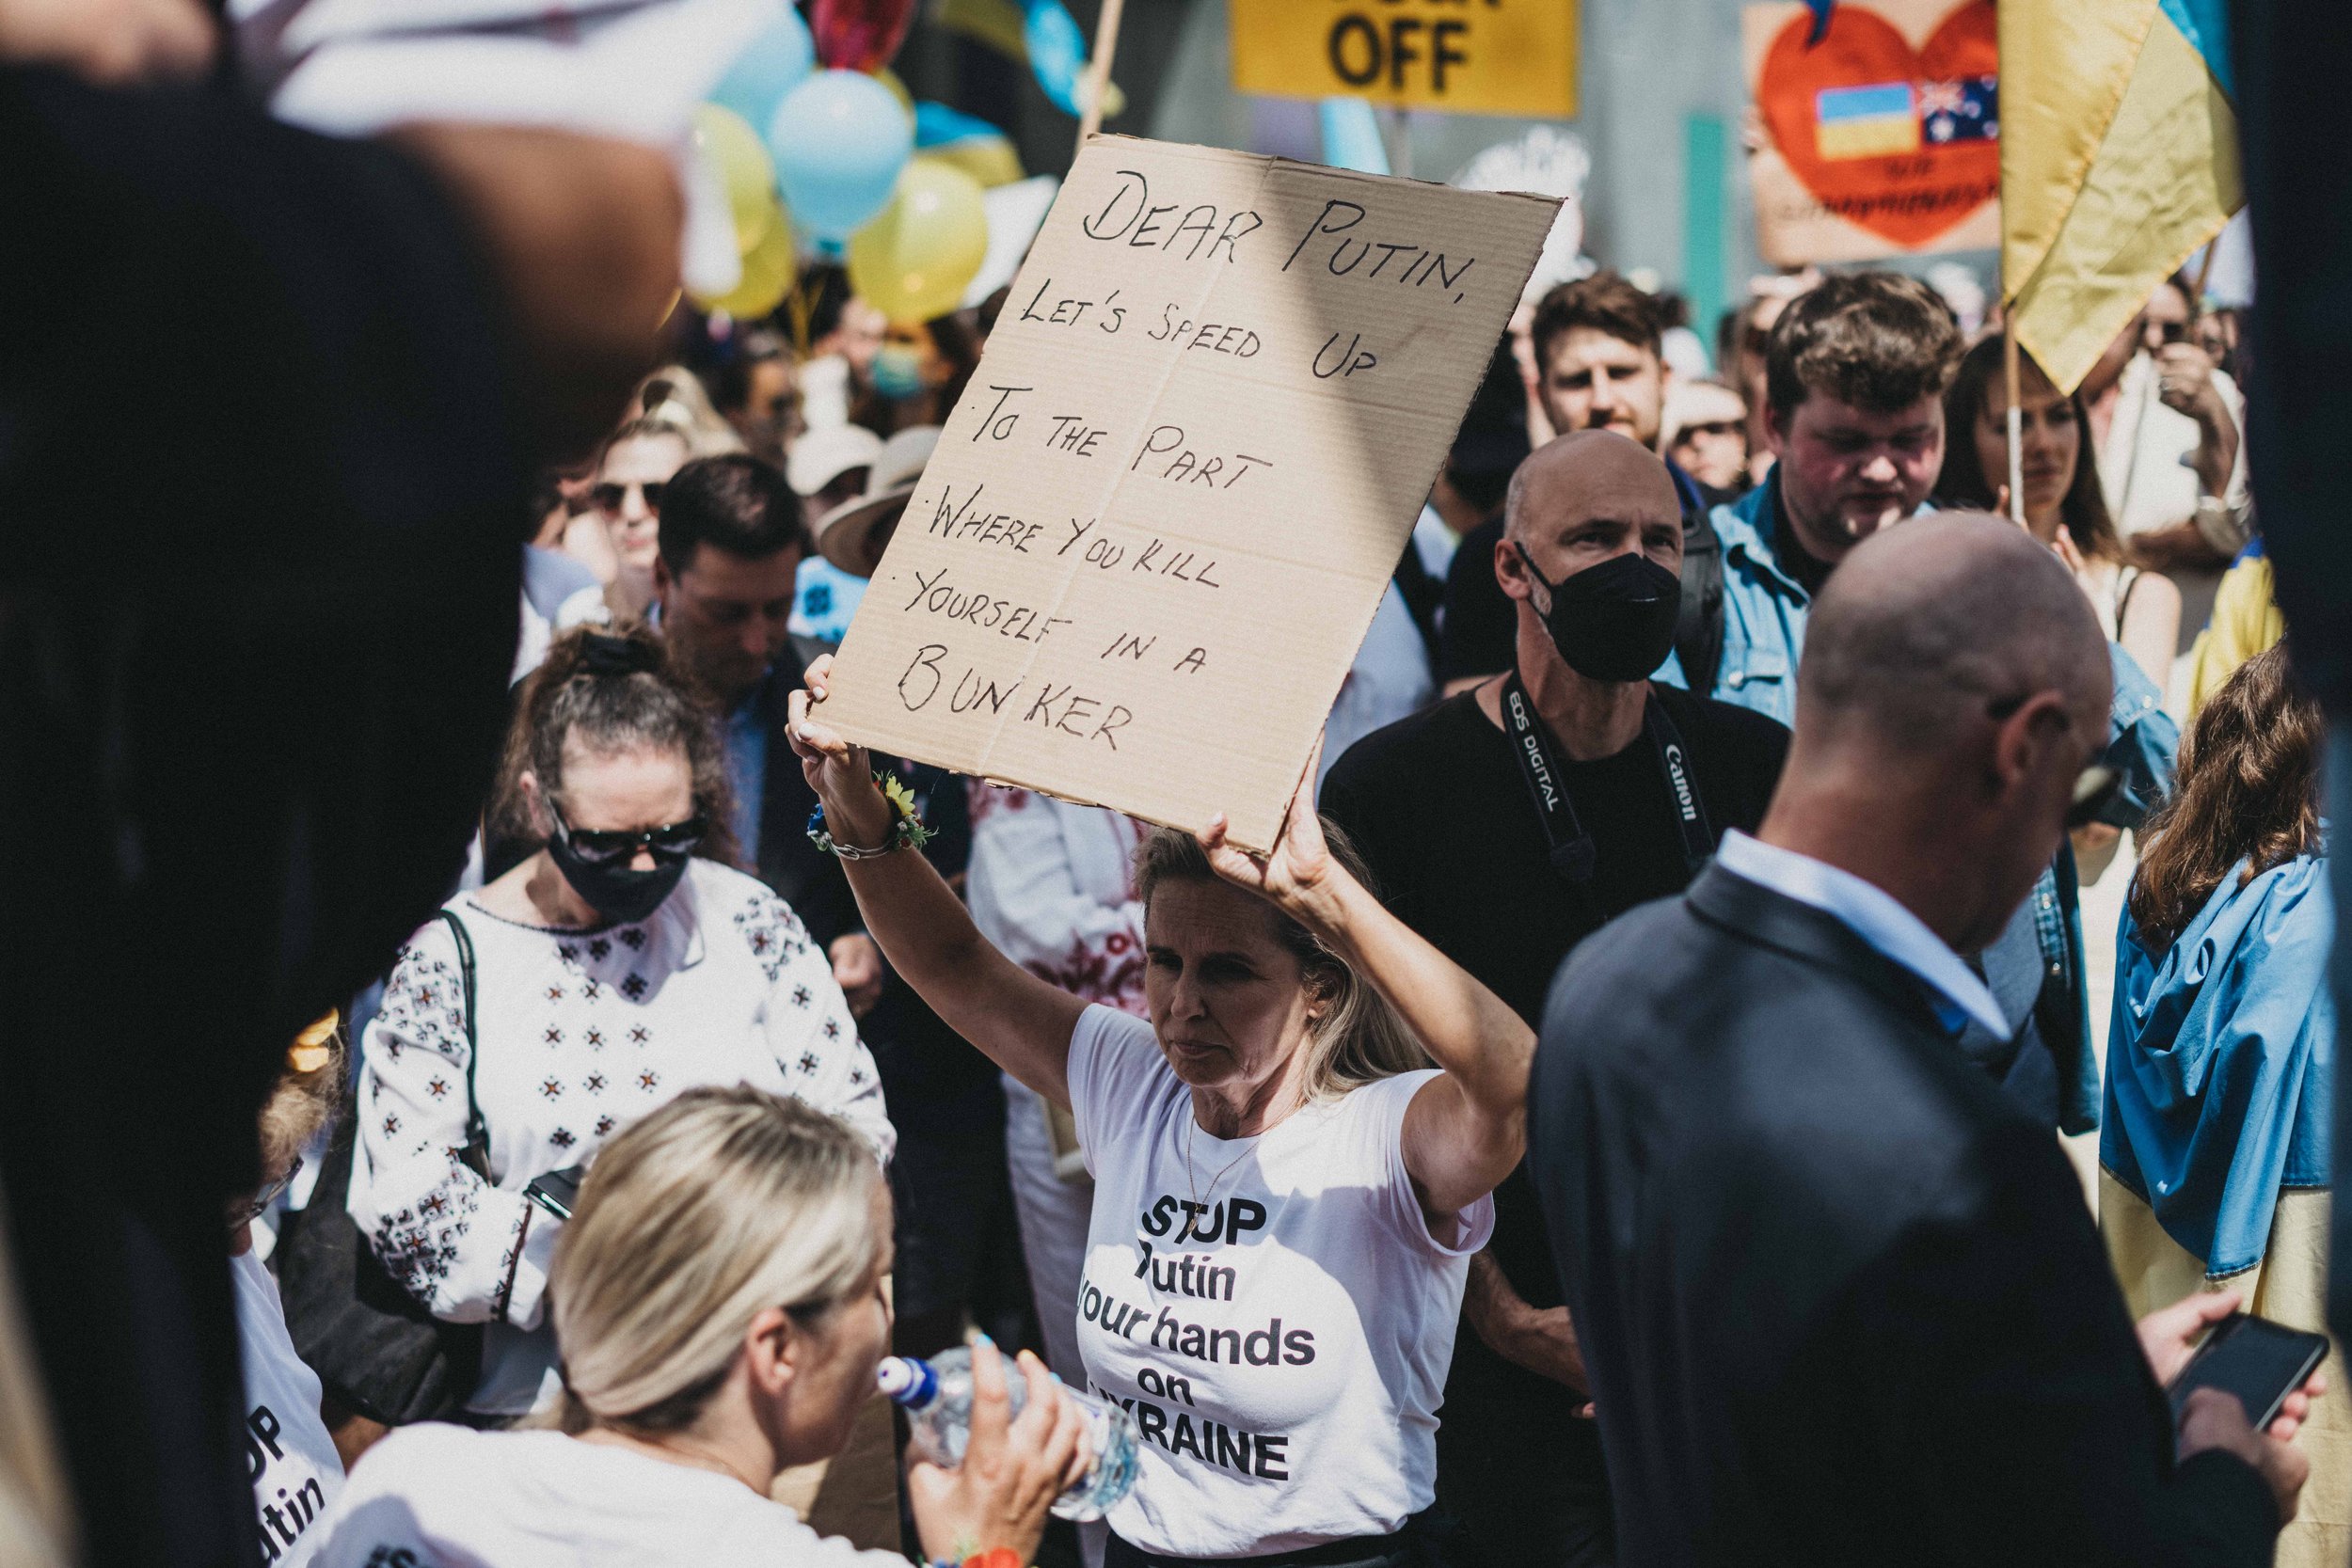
[1665,461,1727,694]
[1500,673,1716,885]
[437,910,491,1180]
[1676,503,1728,696]
[1391,541,1444,669]
[279,911,491,1424]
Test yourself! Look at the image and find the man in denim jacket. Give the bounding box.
[1664,272,2183,1128]
[1692,273,1961,723]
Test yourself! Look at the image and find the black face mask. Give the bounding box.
[546,822,691,927]
[1516,545,1683,684]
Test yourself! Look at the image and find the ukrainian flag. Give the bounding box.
[2000,0,2241,393]
[1814,83,1921,160]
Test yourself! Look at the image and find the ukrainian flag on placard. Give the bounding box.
[1816,83,1922,160]
[2000,0,2241,394]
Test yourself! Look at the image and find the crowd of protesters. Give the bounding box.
[2,11,2340,1564]
[179,249,2338,1568]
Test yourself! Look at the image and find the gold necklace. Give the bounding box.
[1182,1037,1315,1211]
[1183,1112,1260,1210]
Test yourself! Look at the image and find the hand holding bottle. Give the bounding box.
[901,1338,1095,1563]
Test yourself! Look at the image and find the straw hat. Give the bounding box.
[814,425,943,577]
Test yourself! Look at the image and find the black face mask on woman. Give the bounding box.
[1514,544,1684,684]
[545,804,704,926]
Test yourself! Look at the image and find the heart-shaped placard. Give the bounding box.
[1758,0,1997,249]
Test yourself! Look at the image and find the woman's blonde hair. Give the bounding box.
[629,367,746,458]
[541,1087,881,1435]
[1132,824,1428,1102]
[253,1013,346,1192]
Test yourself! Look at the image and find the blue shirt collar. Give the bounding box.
[1716,469,1815,602]
[1714,830,2011,1040]
[1716,466,1939,602]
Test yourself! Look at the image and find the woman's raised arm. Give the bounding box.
[787,659,1087,1107]
[1197,747,1533,1219]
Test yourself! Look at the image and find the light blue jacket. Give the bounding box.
[1655,467,1896,721]
[1698,471,1812,726]
[1658,467,1873,721]
[1989,644,2179,1133]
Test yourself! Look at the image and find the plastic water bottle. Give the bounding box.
[877,1346,1140,1521]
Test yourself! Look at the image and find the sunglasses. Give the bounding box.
[549,802,707,865]
[232,1154,303,1228]
[1985,694,2123,828]
[2153,319,2193,346]
[591,480,668,514]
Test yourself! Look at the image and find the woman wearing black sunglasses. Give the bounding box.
[591,415,691,622]
[347,626,894,1425]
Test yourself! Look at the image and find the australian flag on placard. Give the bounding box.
[1920,75,1998,143]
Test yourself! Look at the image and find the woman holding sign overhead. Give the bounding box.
[788,658,1533,1567]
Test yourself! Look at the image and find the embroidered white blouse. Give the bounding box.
[348,858,892,1415]
[965,784,1149,1011]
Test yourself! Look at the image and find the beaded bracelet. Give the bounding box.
[933,1549,1023,1568]
[806,770,936,860]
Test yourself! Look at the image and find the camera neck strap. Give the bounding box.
[1500,672,1715,886]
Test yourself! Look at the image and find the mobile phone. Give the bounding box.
[523,1164,586,1222]
[2166,1311,2329,1434]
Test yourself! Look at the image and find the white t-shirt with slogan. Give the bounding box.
[1067,1005,1492,1558]
[231,1248,345,1568]
[306,1425,908,1568]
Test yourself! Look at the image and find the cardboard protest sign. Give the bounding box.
[813,136,1557,850]
[1229,0,1578,119]
[1744,0,1997,265]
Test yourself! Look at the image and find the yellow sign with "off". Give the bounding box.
[1229,0,1579,119]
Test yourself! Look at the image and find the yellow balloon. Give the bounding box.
[692,103,778,254]
[847,159,990,325]
[922,134,1025,190]
[875,68,917,124]
[696,210,795,319]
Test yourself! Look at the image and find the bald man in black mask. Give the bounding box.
[1529,514,2321,1566]
[1322,431,1791,1567]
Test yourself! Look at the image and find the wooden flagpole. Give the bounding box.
[2003,327,2026,525]
[2189,237,2219,309]
[1076,0,1126,150]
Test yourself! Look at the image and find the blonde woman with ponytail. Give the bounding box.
[313,1088,1089,1565]
[789,664,1535,1568]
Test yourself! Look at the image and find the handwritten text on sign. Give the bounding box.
[1229,0,1579,119]
[813,137,1556,850]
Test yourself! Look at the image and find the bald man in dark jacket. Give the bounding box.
[1527,515,2318,1566]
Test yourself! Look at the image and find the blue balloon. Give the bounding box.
[1025,0,1088,118]
[709,6,816,135]
[768,71,914,242]
[914,101,1005,150]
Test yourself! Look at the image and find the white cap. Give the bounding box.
[787,422,885,499]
